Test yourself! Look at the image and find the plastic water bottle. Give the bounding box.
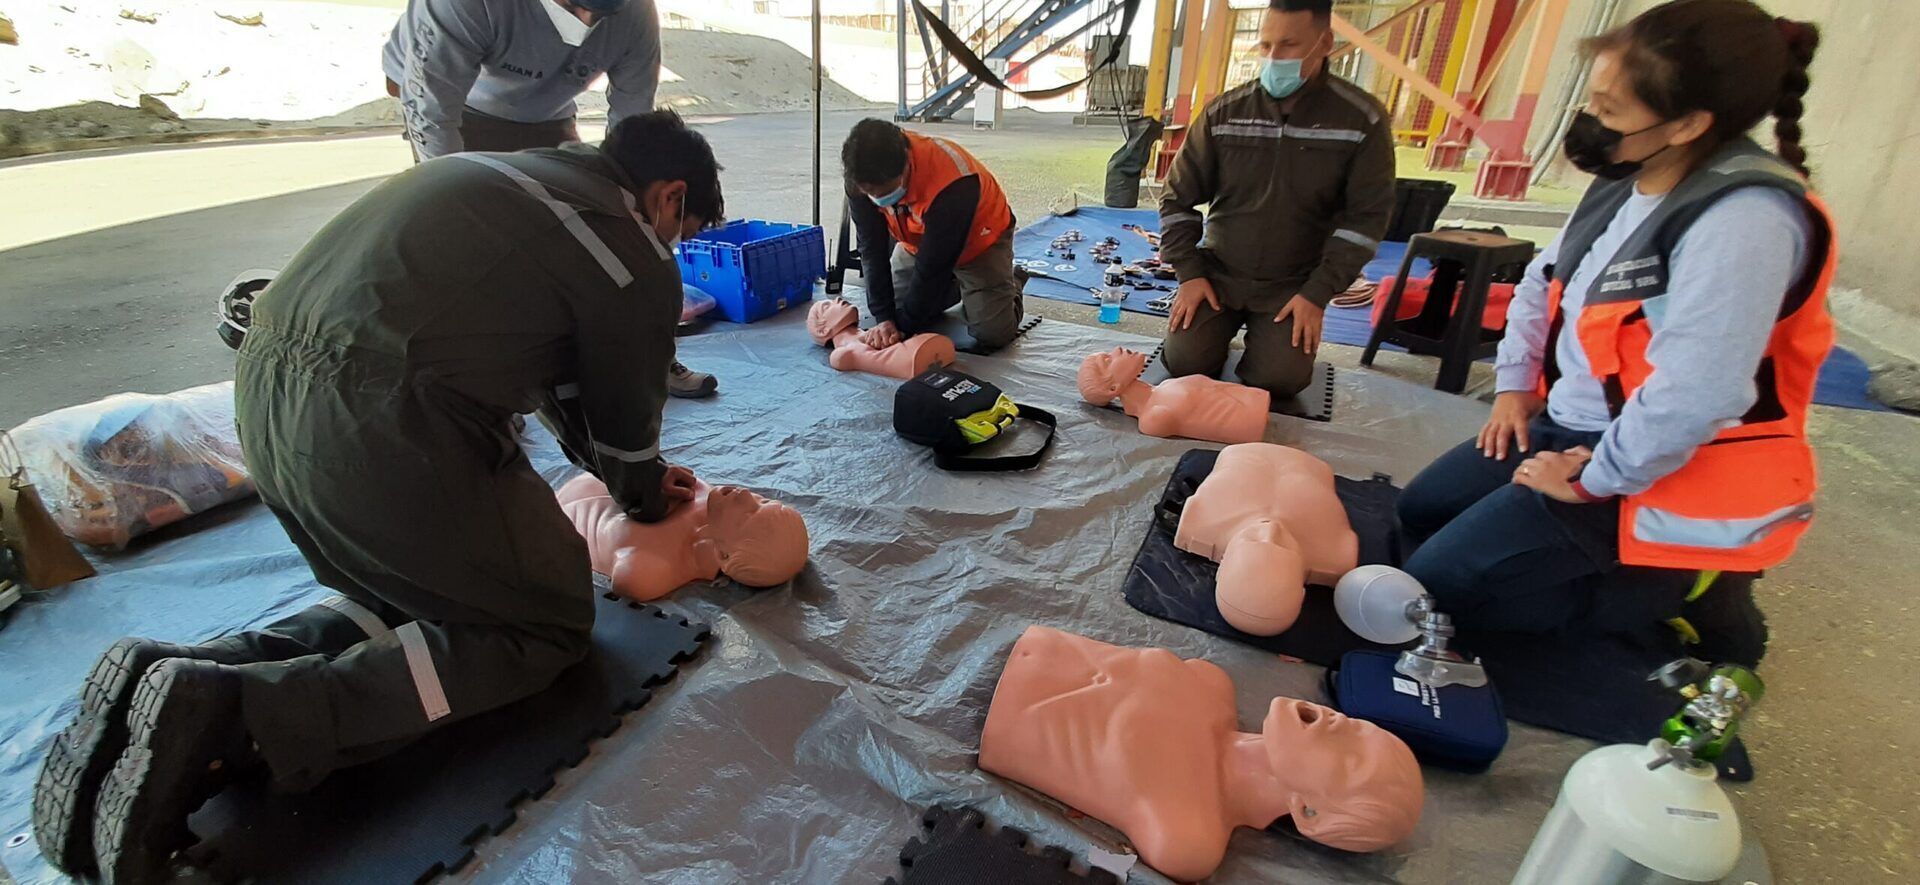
[1099,287,1124,324]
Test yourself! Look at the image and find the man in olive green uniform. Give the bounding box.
[31,110,722,885]
[1159,0,1395,399]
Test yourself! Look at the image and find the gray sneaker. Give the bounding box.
[668,361,717,399]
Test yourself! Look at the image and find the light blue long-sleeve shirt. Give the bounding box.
[383,0,661,160]
[1493,185,1811,498]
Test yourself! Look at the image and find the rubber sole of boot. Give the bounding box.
[668,376,719,398]
[92,660,242,885]
[31,639,187,875]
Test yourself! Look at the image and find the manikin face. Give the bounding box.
[704,486,809,586]
[1262,697,1423,851]
[706,485,767,543]
[806,299,860,344]
[1076,347,1151,404]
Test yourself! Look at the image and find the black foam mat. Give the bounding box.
[1120,449,1756,780]
[885,805,1121,885]
[183,593,711,883]
[1134,343,1336,422]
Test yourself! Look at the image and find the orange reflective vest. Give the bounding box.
[1541,139,1837,571]
[883,132,1013,266]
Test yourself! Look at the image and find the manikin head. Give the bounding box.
[1259,697,1423,851]
[1215,520,1307,636]
[806,298,860,345]
[1076,347,1151,405]
[701,485,810,586]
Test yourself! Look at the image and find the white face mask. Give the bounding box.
[663,203,685,249]
[541,0,597,47]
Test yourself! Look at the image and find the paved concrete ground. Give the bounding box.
[1,110,1915,882]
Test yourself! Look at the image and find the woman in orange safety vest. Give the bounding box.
[1395,0,1832,657]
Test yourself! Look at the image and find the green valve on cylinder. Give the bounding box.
[1649,659,1765,768]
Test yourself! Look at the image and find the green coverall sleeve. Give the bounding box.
[542,219,681,523]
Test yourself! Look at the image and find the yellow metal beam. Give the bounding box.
[1423,0,1479,141]
[1449,0,1496,97]
[1472,0,1536,105]
[1331,0,1447,61]
[1173,0,1209,121]
[1191,0,1236,117]
[1330,12,1484,129]
[1142,0,1181,119]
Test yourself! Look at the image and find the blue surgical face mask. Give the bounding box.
[870,181,907,208]
[1260,58,1306,100]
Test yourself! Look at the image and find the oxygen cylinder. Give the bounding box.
[1511,741,1741,885]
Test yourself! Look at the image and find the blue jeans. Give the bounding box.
[1399,416,1670,633]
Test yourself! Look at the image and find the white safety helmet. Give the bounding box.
[218,269,278,350]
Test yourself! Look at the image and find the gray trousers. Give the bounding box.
[890,229,1025,351]
[1161,262,1315,399]
[232,333,594,790]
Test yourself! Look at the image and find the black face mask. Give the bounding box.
[1563,111,1670,180]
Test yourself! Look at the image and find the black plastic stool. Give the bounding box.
[1362,228,1534,393]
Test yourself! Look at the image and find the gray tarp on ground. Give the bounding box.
[0,300,1767,883]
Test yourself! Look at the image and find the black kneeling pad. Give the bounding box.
[1136,344,1336,422]
[885,805,1120,885]
[186,593,711,882]
[1120,449,1758,780]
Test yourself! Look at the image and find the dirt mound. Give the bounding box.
[652,29,876,116]
[1,3,877,159]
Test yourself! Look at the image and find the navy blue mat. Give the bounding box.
[1018,209,1890,412]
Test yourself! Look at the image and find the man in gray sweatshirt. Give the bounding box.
[383,0,660,158]
[381,0,718,398]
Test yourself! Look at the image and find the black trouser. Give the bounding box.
[388,79,580,158]
[1398,416,1692,633]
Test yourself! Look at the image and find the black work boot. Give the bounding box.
[91,658,257,885]
[33,638,221,875]
[1684,577,1770,669]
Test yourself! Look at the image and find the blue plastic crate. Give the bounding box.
[676,220,825,324]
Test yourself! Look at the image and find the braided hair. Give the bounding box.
[1772,16,1820,177]
[1586,0,1822,178]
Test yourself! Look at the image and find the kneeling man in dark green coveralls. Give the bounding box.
[31,110,722,885]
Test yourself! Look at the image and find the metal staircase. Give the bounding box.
[895,0,1129,122]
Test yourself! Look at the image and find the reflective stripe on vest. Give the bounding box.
[883,132,1013,266]
[1543,138,1836,571]
[1634,501,1814,550]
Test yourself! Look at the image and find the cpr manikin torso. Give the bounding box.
[979,625,1422,881]
[807,298,957,380]
[1077,348,1269,444]
[556,474,809,601]
[1175,444,1358,635]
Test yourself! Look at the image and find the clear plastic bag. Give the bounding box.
[6,382,254,550]
[681,282,717,324]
